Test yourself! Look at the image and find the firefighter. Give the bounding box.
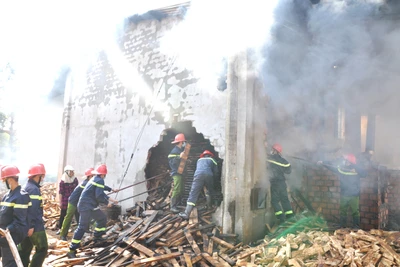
[168,133,187,213]
[19,163,48,267]
[318,154,367,228]
[57,165,78,235]
[0,165,30,267]
[67,164,118,258]
[267,143,293,224]
[59,168,94,241]
[179,150,218,220]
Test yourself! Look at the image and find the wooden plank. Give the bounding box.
[146,223,174,244]
[126,252,181,266]
[139,210,159,235]
[163,247,180,267]
[210,236,235,249]
[184,253,193,267]
[0,228,23,267]
[177,143,191,174]
[208,229,216,254]
[201,253,227,267]
[184,230,202,254]
[130,241,155,257]
[203,233,209,252]
[191,255,203,264]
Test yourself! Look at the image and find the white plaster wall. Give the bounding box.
[62,16,228,211]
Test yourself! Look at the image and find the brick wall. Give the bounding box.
[387,170,400,227]
[302,165,389,230]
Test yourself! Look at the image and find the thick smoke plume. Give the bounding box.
[263,0,400,166]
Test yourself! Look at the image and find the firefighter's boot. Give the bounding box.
[206,195,213,210]
[67,250,77,259]
[277,213,285,225]
[170,197,180,213]
[353,216,360,229]
[179,205,194,220]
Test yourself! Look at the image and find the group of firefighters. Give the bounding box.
[0,132,369,265]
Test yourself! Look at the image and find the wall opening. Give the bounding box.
[145,121,223,207]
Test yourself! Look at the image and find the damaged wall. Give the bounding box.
[59,15,228,212]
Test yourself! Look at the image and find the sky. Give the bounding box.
[0,0,187,175]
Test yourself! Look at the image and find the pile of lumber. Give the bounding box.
[42,182,61,230]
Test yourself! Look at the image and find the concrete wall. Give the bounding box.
[60,16,227,211]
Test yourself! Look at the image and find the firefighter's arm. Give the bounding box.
[317,161,339,174]
[95,185,110,205]
[354,164,368,178]
[27,189,41,230]
[7,196,29,234]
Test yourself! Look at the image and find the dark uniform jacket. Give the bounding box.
[77,176,110,212]
[69,179,111,207]
[322,162,367,196]
[168,146,184,176]
[194,157,218,177]
[267,154,292,183]
[24,179,45,232]
[0,185,30,244]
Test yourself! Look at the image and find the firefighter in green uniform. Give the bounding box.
[168,133,187,213]
[318,154,367,228]
[267,143,293,224]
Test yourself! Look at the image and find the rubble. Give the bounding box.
[42,183,61,230]
[39,182,400,267]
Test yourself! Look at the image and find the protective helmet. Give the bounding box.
[64,165,74,172]
[85,168,94,176]
[93,164,107,175]
[343,154,356,165]
[272,143,282,154]
[200,150,214,158]
[1,165,20,180]
[28,164,46,178]
[171,133,186,144]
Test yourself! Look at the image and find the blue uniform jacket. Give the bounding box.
[0,185,30,244]
[69,178,111,206]
[194,157,218,177]
[24,179,45,232]
[168,146,184,176]
[77,176,110,212]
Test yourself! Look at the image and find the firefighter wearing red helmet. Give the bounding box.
[318,153,367,228]
[67,164,118,258]
[19,163,48,267]
[267,143,293,224]
[0,165,30,267]
[168,133,188,213]
[179,150,218,220]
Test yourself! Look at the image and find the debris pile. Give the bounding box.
[42,183,61,230]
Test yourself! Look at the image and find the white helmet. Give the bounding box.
[64,165,74,172]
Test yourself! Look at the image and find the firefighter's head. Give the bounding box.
[93,164,107,179]
[343,154,356,166]
[171,133,187,148]
[0,165,20,189]
[271,143,282,155]
[28,163,46,185]
[85,168,94,179]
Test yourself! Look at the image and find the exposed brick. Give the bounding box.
[320,186,328,192]
[329,187,337,192]
[312,186,320,191]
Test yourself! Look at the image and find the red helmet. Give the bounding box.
[85,168,94,176]
[200,150,214,158]
[172,133,186,144]
[343,154,356,165]
[93,164,107,175]
[28,164,46,178]
[272,143,282,154]
[1,165,20,180]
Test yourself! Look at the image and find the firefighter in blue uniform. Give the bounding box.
[67,164,118,258]
[318,153,367,228]
[0,165,30,267]
[267,143,293,224]
[179,150,218,220]
[168,133,187,213]
[19,163,48,267]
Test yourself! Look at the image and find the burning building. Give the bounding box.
[55,0,400,242]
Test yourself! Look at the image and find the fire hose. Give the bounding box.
[117,180,173,203]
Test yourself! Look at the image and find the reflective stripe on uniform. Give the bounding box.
[187,202,196,206]
[80,185,85,189]
[90,181,105,188]
[0,202,14,207]
[14,204,29,209]
[72,239,81,244]
[28,202,32,206]
[198,158,217,165]
[285,210,293,215]
[168,154,179,158]
[95,227,106,232]
[337,167,358,176]
[267,160,290,168]
[30,195,43,200]
[275,211,283,215]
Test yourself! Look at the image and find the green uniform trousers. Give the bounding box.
[18,230,48,267]
[60,203,78,237]
[340,196,360,217]
[172,174,183,198]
